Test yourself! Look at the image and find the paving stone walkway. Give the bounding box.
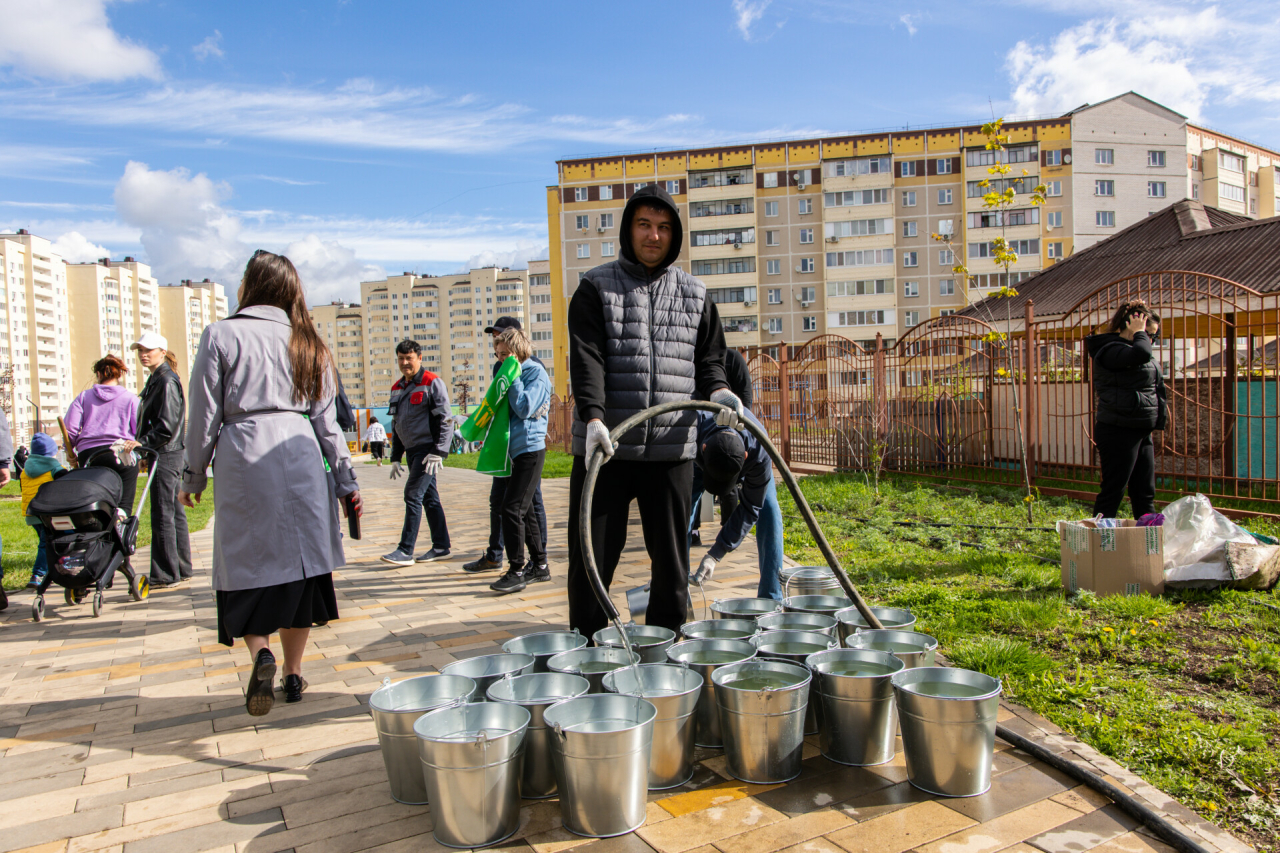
[0,463,1254,853]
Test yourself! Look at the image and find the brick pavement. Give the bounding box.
[0,463,1254,853]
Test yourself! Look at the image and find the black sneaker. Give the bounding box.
[490,568,528,595]
[0,585,7,612]
[245,648,277,717]
[526,564,551,583]
[416,548,451,563]
[463,556,503,573]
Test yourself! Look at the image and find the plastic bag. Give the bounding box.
[1161,494,1256,587]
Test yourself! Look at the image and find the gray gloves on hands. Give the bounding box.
[585,419,615,461]
[710,388,744,429]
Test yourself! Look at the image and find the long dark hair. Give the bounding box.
[238,250,331,403]
[1106,300,1150,333]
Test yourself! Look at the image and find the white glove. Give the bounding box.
[710,388,744,429]
[424,454,444,476]
[389,462,405,480]
[693,553,717,585]
[585,419,615,461]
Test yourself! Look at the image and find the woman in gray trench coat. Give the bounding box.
[180,251,362,717]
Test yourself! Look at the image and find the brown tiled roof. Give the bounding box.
[961,200,1280,319]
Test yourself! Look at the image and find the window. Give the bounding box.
[574,187,589,201]
[764,201,778,216]
[691,167,753,188]
[799,258,815,273]
[1192,183,1199,200]
[767,288,782,304]
[1045,149,1062,166]
[532,331,552,341]
[829,279,891,296]
[599,185,613,200]
[967,208,1040,228]
[766,259,781,275]
[1219,151,1245,173]
[937,219,954,236]
[939,279,955,296]
[575,214,589,229]
[1047,211,1062,228]
[665,180,680,194]
[1045,180,1062,197]
[939,309,956,317]
[1047,241,1064,259]
[1251,198,1259,215]
[824,157,891,176]
[762,172,778,188]
[1147,150,1166,167]
[903,252,918,267]
[1190,154,1203,171]
[576,243,590,259]
[967,176,1040,198]
[690,198,753,217]
[796,286,815,302]
[969,239,1039,257]
[902,191,917,207]
[1221,183,1245,202]
[904,311,920,327]
[966,143,1037,167]
[936,158,953,174]
[1096,211,1115,227]
[765,230,779,246]
[767,318,783,333]
[1095,148,1114,165]
[531,292,551,304]
[903,281,919,297]
[937,188,953,205]
[600,213,614,228]
[899,161,917,177]
[602,242,616,257]
[1095,180,1114,197]
[798,199,812,215]
[706,285,757,303]
[691,227,754,247]
[903,221,917,238]
[832,310,888,327]
[535,312,552,323]
[692,258,756,276]
[939,249,953,264]
[722,316,758,333]
[1147,181,1166,199]
[799,228,814,244]
[827,248,894,267]
[824,188,890,207]
[803,316,817,332]
[825,219,892,238]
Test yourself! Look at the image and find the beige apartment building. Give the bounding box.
[66,257,162,397]
[310,300,367,404]
[545,92,1280,397]
[157,279,229,387]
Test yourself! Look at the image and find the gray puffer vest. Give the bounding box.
[571,263,707,462]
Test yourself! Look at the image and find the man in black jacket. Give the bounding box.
[567,184,740,637]
[133,332,192,587]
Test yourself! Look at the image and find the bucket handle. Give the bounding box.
[473,728,490,751]
[553,722,566,742]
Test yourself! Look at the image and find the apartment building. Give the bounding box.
[310,301,367,404]
[526,259,556,376]
[545,91,1280,397]
[66,257,162,396]
[157,279,229,385]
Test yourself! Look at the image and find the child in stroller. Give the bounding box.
[27,446,159,621]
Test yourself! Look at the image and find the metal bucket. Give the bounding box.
[781,565,845,598]
[712,659,811,784]
[757,611,838,636]
[592,625,676,664]
[892,667,1002,797]
[752,630,838,734]
[547,647,641,694]
[369,673,477,804]
[441,653,536,698]
[502,630,588,673]
[680,618,758,641]
[603,663,703,789]
[710,597,782,621]
[666,638,757,748]
[783,594,851,617]
[544,694,657,838]
[845,630,938,669]
[486,672,590,798]
[806,648,904,766]
[415,701,530,848]
[834,606,917,644]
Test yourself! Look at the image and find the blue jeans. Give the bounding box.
[687,472,784,600]
[397,448,450,553]
[31,526,49,580]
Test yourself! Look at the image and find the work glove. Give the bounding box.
[710,388,744,429]
[692,553,717,585]
[585,419,616,461]
[423,454,444,476]
[389,462,405,480]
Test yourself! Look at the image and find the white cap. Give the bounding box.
[131,332,168,351]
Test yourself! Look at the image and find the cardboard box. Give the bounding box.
[1058,519,1165,596]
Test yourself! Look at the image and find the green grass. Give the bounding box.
[442,449,574,479]
[780,472,1280,849]
[0,476,216,591]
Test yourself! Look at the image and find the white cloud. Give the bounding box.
[284,234,384,305]
[192,31,223,61]
[732,0,772,40]
[51,230,111,263]
[460,244,549,274]
[0,0,161,82]
[899,13,919,36]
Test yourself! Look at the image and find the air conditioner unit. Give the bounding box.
[733,242,742,249]
[801,301,812,307]
[826,236,839,243]
[743,300,755,307]
[597,227,605,233]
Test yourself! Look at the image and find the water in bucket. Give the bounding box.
[720,671,806,690]
[684,649,752,665]
[762,641,829,656]
[822,660,900,677]
[906,680,991,698]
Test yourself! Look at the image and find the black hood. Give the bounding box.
[1086,332,1122,357]
[619,184,683,273]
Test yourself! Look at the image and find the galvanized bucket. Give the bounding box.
[712,659,811,784]
[710,597,782,621]
[806,648,904,766]
[891,667,1002,797]
[752,630,838,734]
[415,701,530,848]
[680,618,758,641]
[757,611,838,636]
[780,565,845,598]
[546,647,641,693]
[666,638,757,748]
[441,653,537,698]
[486,672,590,798]
[782,594,851,618]
[368,673,477,804]
[592,624,676,664]
[502,630,588,673]
[545,694,657,838]
[845,630,938,669]
[603,663,703,789]
[834,606,917,644]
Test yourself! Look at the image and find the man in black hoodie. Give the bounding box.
[567,185,740,637]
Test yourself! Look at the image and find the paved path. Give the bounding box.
[0,463,1252,853]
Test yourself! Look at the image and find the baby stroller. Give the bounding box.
[28,447,159,621]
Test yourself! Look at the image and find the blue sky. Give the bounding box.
[2,0,1277,304]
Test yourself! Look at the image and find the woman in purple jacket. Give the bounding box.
[64,354,142,515]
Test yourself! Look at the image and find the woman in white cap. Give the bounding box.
[132,330,192,588]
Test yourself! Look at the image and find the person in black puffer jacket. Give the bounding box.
[1085,301,1166,519]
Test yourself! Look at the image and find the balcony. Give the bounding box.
[822,173,893,193]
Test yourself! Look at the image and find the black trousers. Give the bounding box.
[370,441,384,460]
[150,450,192,583]
[1093,422,1156,519]
[78,447,140,517]
[487,476,547,563]
[501,450,547,571]
[567,456,693,639]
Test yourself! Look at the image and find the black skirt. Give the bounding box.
[216,574,339,646]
